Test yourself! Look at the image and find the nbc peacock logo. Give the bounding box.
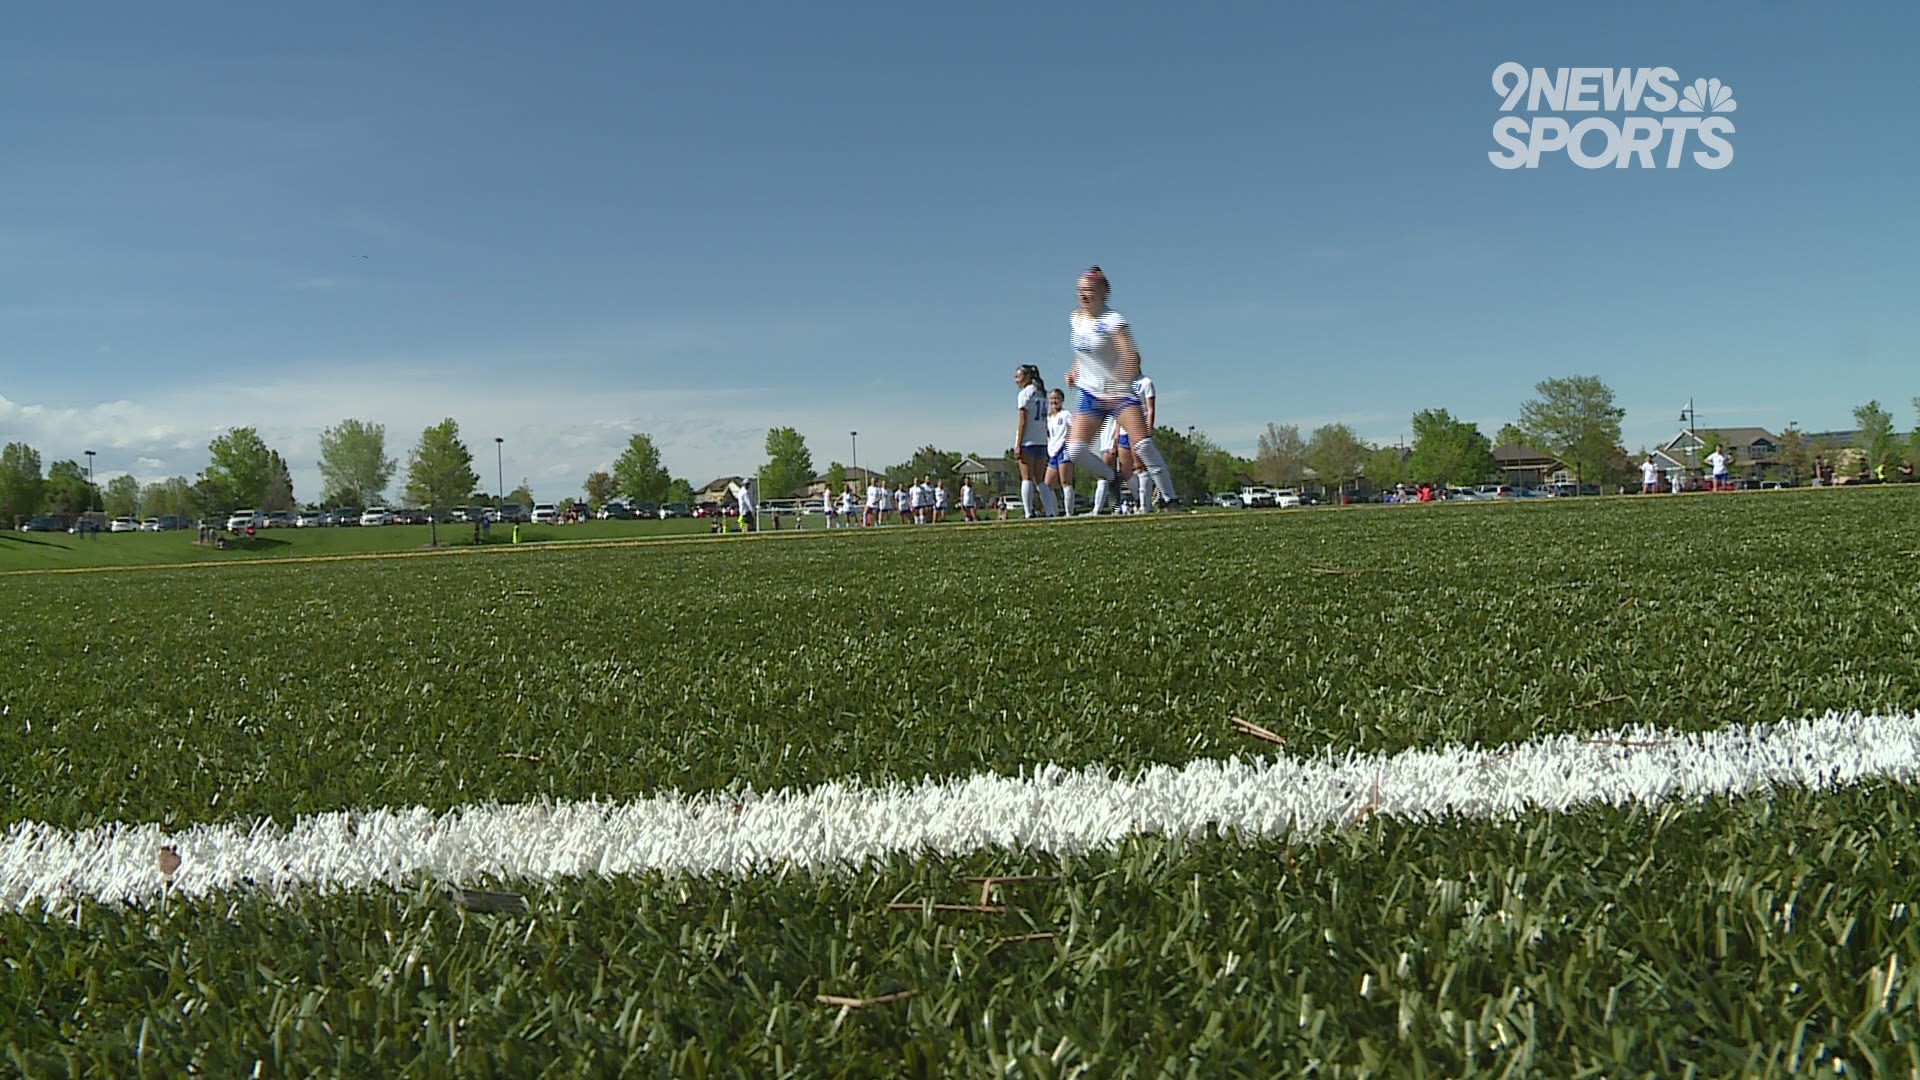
[1678,77,1737,113]
[1488,65,1737,170]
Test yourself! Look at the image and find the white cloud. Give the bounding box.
[0,373,1007,504]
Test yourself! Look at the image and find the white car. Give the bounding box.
[360,507,391,526]
[1273,488,1303,509]
[294,511,325,527]
[1239,486,1277,508]
[531,503,559,524]
[1212,492,1243,509]
[108,517,140,533]
[141,518,161,532]
[226,509,264,531]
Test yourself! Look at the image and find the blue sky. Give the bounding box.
[5,3,1916,500]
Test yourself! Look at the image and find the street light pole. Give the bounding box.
[495,437,504,506]
[850,431,858,479]
[84,450,96,535]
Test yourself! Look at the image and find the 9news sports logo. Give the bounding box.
[1488,64,1736,170]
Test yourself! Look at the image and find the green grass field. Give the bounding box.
[3,488,1918,1074]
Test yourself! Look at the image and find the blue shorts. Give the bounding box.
[1047,449,1067,468]
[1117,433,1131,450]
[1074,389,1143,418]
[1020,443,1046,458]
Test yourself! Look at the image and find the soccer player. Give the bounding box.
[1097,415,1128,514]
[821,485,837,527]
[894,483,910,525]
[1042,387,1073,515]
[960,478,979,522]
[727,479,755,532]
[1062,266,1178,514]
[839,483,857,525]
[1013,364,1055,519]
[1641,455,1660,495]
[865,479,884,526]
[1707,444,1729,492]
[933,479,949,523]
[1131,373,1157,511]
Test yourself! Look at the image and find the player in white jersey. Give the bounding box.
[865,481,883,527]
[1130,374,1157,511]
[933,479,949,522]
[727,479,755,532]
[821,486,837,527]
[960,478,979,522]
[1641,455,1659,495]
[1097,415,1131,514]
[1041,388,1075,515]
[893,484,910,525]
[1013,365,1056,519]
[839,484,857,523]
[910,477,928,524]
[1707,445,1729,492]
[1062,266,1178,514]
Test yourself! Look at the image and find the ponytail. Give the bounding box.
[1022,364,1046,396]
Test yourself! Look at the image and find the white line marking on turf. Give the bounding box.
[4,711,1918,910]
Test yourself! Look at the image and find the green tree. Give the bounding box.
[824,462,848,494]
[103,474,140,518]
[1181,428,1250,495]
[263,451,295,512]
[1854,400,1896,471]
[759,427,815,499]
[317,419,395,506]
[506,481,535,507]
[1406,409,1495,486]
[202,427,274,509]
[0,442,45,524]
[1516,376,1624,485]
[404,419,480,513]
[45,460,98,516]
[1255,423,1306,488]
[1305,423,1364,493]
[904,446,963,484]
[612,434,671,503]
[1776,425,1810,483]
[665,478,694,506]
[1360,444,1408,491]
[138,477,198,520]
[584,470,616,509]
[1147,427,1212,505]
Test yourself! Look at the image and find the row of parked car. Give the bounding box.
[1212,483,1616,509]
[19,515,197,534]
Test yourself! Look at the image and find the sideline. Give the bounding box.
[4,710,1913,909]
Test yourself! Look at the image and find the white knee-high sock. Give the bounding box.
[1068,444,1113,481]
[1133,438,1176,502]
[1136,472,1151,510]
[1039,484,1058,517]
[1020,479,1035,518]
[1064,486,1076,516]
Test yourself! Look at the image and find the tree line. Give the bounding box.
[7,384,1917,524]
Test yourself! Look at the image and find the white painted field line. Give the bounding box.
[4,710,1919,911]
